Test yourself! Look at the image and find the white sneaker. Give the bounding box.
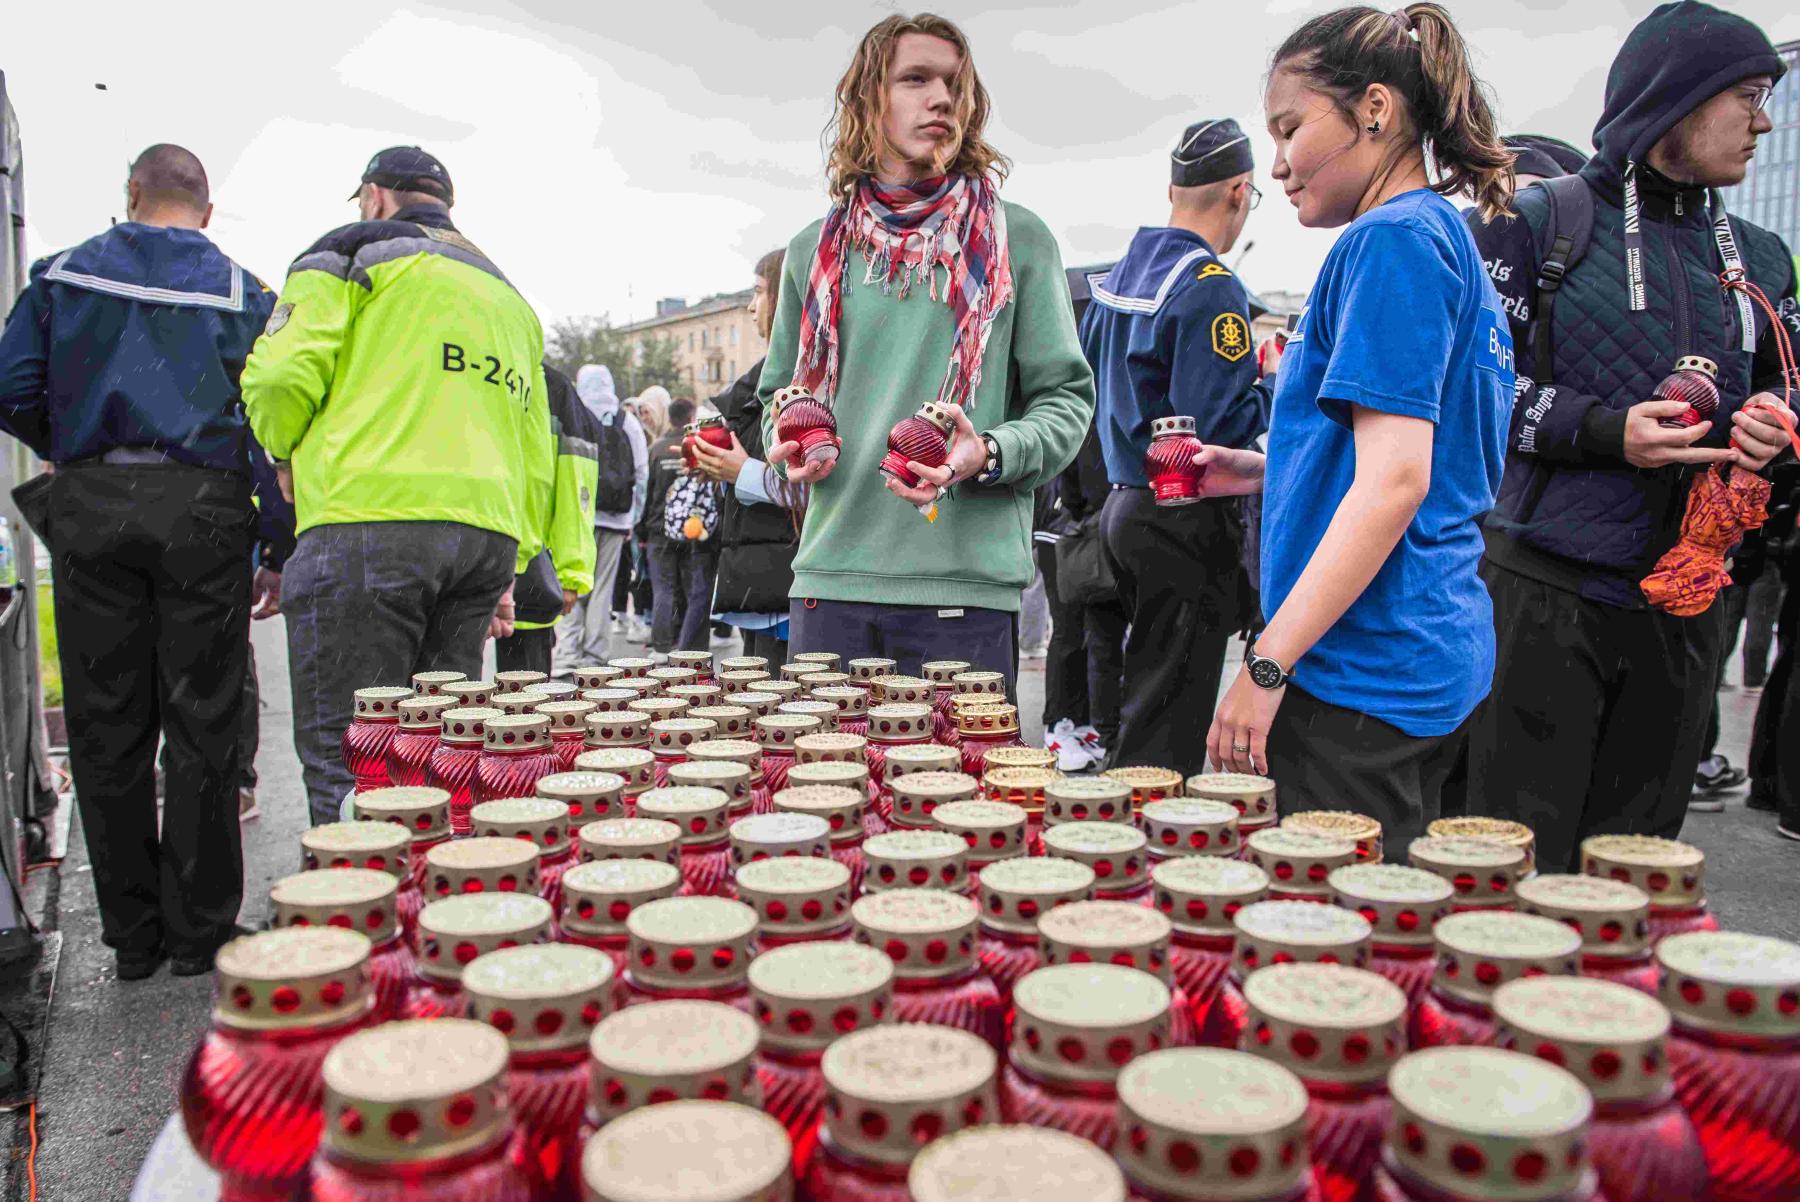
[1044,719,1094,773]
[649,650,671,665]
[611,615,626,634]
[1074,724,1106,760]
[626,618,652,644]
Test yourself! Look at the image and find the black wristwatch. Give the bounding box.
[1244,642,1292,690]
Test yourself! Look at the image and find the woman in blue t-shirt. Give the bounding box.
[1197,3,1516,847]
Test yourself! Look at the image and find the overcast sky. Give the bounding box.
[7,0,1798,330]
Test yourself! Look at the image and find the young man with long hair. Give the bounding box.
[758,13,1093,696]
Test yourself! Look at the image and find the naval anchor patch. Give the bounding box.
[1211,312,1250,362]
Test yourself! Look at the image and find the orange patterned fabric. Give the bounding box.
[1640,465,1772,616]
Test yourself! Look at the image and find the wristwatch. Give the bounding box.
[1244,642,1292,690]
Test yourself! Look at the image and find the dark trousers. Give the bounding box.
[1084,597,1129,750]
[740,628,788,665]
[495,625,557,676]
[1742,563,1783,687]
[284,520,516,825]
[1748,579,1800,826]
[1101,488,1243,776]
[49,464,252,958]
[788,598,1018,699]
[1267,684,1468,856]
[648,542,719,653]
[1465,561,1722,873]
[1037,541,1088,728]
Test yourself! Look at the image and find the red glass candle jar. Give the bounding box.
[620,895,759,1013]
[573,747,656,811]
[558,858,682,973]
[1493,976,1707,1202]
[1328,864,1455,1010]
[956,703,1025,778]
[581,1100,792,1202]
[749,941,894,1143]
[775,784,870,892]
[863,829,971,897]
[352,786,452,894]
[1515,874,1658,995]
[755,712,824,796]
[920,659,972,743]
[1653,355,1721,429]
[1002,962,1172,1147]
[533,699,595,772]
[341,686,411,793]
[424,706,502,835]
[572,665,625,691]
[535,769,627,827]
[935,800,1029,888]
[401,893,554,1021]
[880,400,956,488]
[1117,1048,1318,1202]
[984,765,1059,853]
[874,742,960,821]
[440,679,496,709]
[1043,776,1136,848]
[386,696,456,787]
[1247,828,1358,904]
[1283,811,1384,865]
[271,868,413,1022]
[1222,901,1375,1051]
[649,716,722,787]
[977,857,1097,1006]
[635,786,734,896]
[853,888,1003,1050]
[1184,771,1278,833]
[735,856,853,948]
[1043,821,1151,902]
[310,1019,530,1202]
[1658,930,1800,1202]
[1582,835,1719,944]
[472,795,577,913]
[1427,817,1537,877]
[1243,964,1407,1202]
[462,944,616,1202]
[686,738,769,813]
[424,837,540,903]
[909,1125,1128,1202]
[577,817,682,875]
[1151,856,1271,1046]
[1409,911,1581,1050]
[889,770,980,833]
[1145,415,1207,506]
[1408,837,1528,914]
[586,999,762,1127]
[1037,899,1197,1045]
[772,384,842,471]
[805,1023,998,1202]
[680,416,733,471]
[1140,798,1241,863]
[1373,1046,1600,1202]
[302,821,422,943]
[180,928,378,1202]
[412,669,467,697]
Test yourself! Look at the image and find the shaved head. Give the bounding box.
[129,143,209,211]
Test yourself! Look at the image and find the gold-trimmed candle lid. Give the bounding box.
[560,858,683,940]
[1152,857,1272,939]
[481,711,551,751]
[669,760,754,814]
[773,784,866,843]
[584,709,654,748]
[301,820,411,880]
[636,786,731,847]
[435,706,502,746]
[411,669,467,696]
[492,690,551,718]
[1042,822,1150,890]
[1429,817,1537,874]
[863,829,970,894]
[849,657,899,682]
[1515,875,1652,959]
[934,800,1029,865]
[211,926,372,1031]
[794,731,866,764]
[1242,963,1406,1085]
[573,665,626,690]
[424,837,540,899]
[573,747,657,792]
[1386,1047,1594,1202]
[909,1125,1125,1202]
[580,1100,791,1202]
[1141,799,1241,858]
[687,705,755,739]
[981,746,1058,773]
[793,651,841,670]
[494,669,548,693]
[955,702,1020,738]
[1582,835,1707,908]
[728,811,832,865]
[978,857,1097,936]
[1328,863,1455,947]
[1281,810,1383,863]
[748,941,894,1053]
[921,659,973,686]
[1656,930,1800,1038]
[820,1024,997,1167]
[1010,963,1172,1084]
[648,717,720,759]
[890,770,981,828]
[866,703,935,743]
[753,713,824,752]
[352,685,412,720]
[1104,765,1185,806]
[416,893,554,982]
[462,943,616,1052]
[535,770,626,822]
[626,896,758,993]
[949,669,1005,698]
[1115,1048,1311,1202]
[1042,776,1133,827]
[1246,828,1357,896]
[1037,899,1173,982]
[881,743,961,778]
[397,695,456,730]
[580,687,640,714]
[470,795,572,856]
[810,685,868,719]
[1410,836,1529,905]
[871,674,934,706]
[578,817,682,869]
[1492,976,1674,1105]
[853,888,981,979]
[440,680,496,708]
[981,766,1060,818]
[1432,911,1581,1007]
[588,1001,761,1122]
[321,1019,509,1165]
[787,760,872,799]
[1183,772,1276,824]
[735,856,853,939]
[354,785,452,842]
[626,696,690,724]
[1233,900,1373,974]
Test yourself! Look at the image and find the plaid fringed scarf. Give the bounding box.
[792,173,1013,410]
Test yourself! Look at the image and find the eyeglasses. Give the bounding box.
[1742,83,1774,114]
[1247,183,1263,211]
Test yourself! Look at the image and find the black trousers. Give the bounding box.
[648,542,719,653]
[1036,541,1088,728]
[495,625,556,676]
[740,627,788,665]
[49,463,252,959]
[1465,561,1722,873]
[1748,577,1800,826]
[788,598,1018,700]
[1101,488,1244,776]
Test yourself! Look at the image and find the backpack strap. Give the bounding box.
[1528,175,1595,386]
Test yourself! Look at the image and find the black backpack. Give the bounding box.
[592,408,636,515]
[1525,174,1595,386]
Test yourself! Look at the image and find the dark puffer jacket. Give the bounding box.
[1468,0,1799,609]
[711,359,800,615]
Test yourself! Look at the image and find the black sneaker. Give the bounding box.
[170,925,257,977]
[1777,821,1800,843]
[1694,757,1749,793]
[1747,790,1777,813]
[116,947,166,981]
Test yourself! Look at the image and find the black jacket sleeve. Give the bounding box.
[1751,252,1800,398]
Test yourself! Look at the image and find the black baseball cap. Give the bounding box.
[349,146,453,204]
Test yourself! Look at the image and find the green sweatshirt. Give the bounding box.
[759,200,1094,613]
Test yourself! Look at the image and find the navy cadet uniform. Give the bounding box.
[1080,118,1270,775]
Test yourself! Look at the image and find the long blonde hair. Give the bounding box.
[823,13,1011,203]
[634,386,671,443]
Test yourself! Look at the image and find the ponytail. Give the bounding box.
[1272,3,1516,220]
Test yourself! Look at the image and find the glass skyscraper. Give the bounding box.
[1722,40,1800,254]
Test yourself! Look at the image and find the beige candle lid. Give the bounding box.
[649,717,721,757]
[1152,857,1271,938]
[1241,963,1406,1085]
[1232,900,1373,974]
[211,926,372,1031]
[411,669,467,695]
[982,746,1059,773]
[535,769,626,823]
[871,674,935,706]
[470,795,572,856]
[796,670,851,693]
[793,731,866,765]
[687,705,754,739]
[573,665,626,689]
[416,893,553,982]
[1104,765,1185,805]
[687,738,764,774]
[880,743,961,777]
[560,858,682,940]
[849,656,899,680]
[720,655,769,673]
[1037,899,1172,982]
[1245,828,1357,895]
[863,829,970,894]
[810,685,868,718]
[948,668,1005,696]
[978,856,1096,936]
[1492,976,1673,1104]
[635,786,731,847]
[921,659,973,684]
[1042,776,1133,827]
[1183,772,1277,822]
[821,1022,997,1167]
[669,648,715,673]
[322,1019,509,1165]
[852,888,981,979]
[721,688,779,716]
[440,680,496,707]
[352,686,411,719]
[578,817,682,868]
[646,665,701,687]
[753,713,823,753]
[728,812,831,865]
[396,695,456,730]
[868,703,935,743]
[1656,930,1800,1037]
[609,656,656,673]
[778,700,840,733]
[462,943,616,1052]
[300,820,410,880]
[1428,816,1536,872]
[909,1125,1124,1202]
[423,837,539,900]
[890,770,981,828]
[1140,799,1241,859]
[1432,911,1582,1006]
[1582,834,1707,907]
[1042,821,1150,889]
[626,896,758,993]
[627,697,691,727]
[1281,810,1383,861]
[773,784,866,843]
[581,686,639,713]
[748,941,894,1053]
[588,1001,761,1122]
[1409,836,1529,906]
[1011,964,1172,1084]
[934,800,1029,865]
[955,702,1020,738]
[494,668,548,692]
[667,760,754,814]
[354,785,452,842]
[491,691,551,719]
[585,709,654,747]
[785,760,872,799]
[573,746,657,791]
[581,1100,791,1202]
[734,856,853,939]
[1328,863,1455,947]
[1515,874,1652,959]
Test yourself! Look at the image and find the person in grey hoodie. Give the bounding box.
[553,363,648,672]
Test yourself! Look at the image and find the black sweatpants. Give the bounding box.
[1101,487,1243,775]
[1036,540,1088,729]
[1464,561,1722,874]
[49,463,253,960]
[1747,577,1800,826]
[788,598,1018,700]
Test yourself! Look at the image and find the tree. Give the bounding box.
[544,316,684,398]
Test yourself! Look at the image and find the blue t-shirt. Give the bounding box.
[1260,190,1513,736]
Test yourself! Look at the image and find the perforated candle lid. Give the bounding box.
[1141,798,1241,859]
[1183,772,1277,824]
[1386,1047,1593,1202]
[626,897,758,995]
[492,690,551,718]
[849,657,898,681]
[462,943,616,1052]
[636,787,731,847]
[728,811,831,865]
[735,856,853,938]
[871,674,934,706]
[890,770,982,828]
[793,731,865,764]
[1281,810,1382,863]
[1328,863,1455,947]
[909,1125,1125,1202]
[646,665,701,688]
[470,795,571,855]
[352,685,411,718]
[670,649,716,674]
[581,687,639,714]
[440,680,496,707]
[954,702,1020,737]
[1043,776,1133,827]
[777,701,839,733]
[412,669,467,695]
[574,747,657,792]
[1431,911,1581,1006]
[416,893,553,982]
[948,669,1005,697]
[797,671,851,692]
[867,703,935,743]
[588,1001,761,1122]
[579,818,682,868]
[212,926,372,1031]
[1409,836,1529,905]
[354,785,452,842]
[581,1100,791,1202]
[1104,765,1185,805]
[649,717,720,757]
[609,656,655,673]
[1233,900,1373,974]
[979,857,1096,936]
[536,770,627,822]
[934,800,1028,865]
[853,888,980,979]
[881,744,961,777]
[921,659,973,685]
[1491,976,1673,1104]
[863,829,970,894]
[670,760,754,814]
[981,746,1058,773]
[573,665,626,690]
[1582,835,1707,908]
[687,738,764,776]
[686,705,755,740]
[810,685,868,719]
[1656,930,1800,1037]
[1042,822,1150,889]
[720,655,770,673]
[1246,828,1357,896]
[495,669,548,693]
[627,696,689,723]
[1152,857,1271,937]
[749,941,894,1053]
[561,858,683,939]
[1010,964,1172,1084]
[772,784,865,842]
[1514,874,1652,958]
[301,821,410,880]
[396,695,455,729]
[1037,899,1172,981]
[785,761,872,800]
[322,1019,509,1165]
[536,700,596,736]
[722,688,779,717]
[1429,817,1537,874]
[424,837,540,900]
[821,1024,998,1167]
[1115,1049,1310,1202]
[584,709,654,747]
[1242,963,1406,1085]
